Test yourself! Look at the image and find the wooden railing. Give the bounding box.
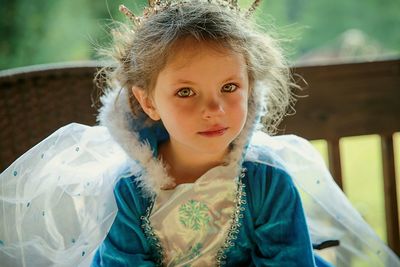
[281,59,400,255]
[0,59,399,255]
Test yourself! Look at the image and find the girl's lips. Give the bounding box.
[198,127,229,137]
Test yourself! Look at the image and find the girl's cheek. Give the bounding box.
[227,92,248,106]
[169,99,197,113]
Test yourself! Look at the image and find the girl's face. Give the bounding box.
[135,39,249,161]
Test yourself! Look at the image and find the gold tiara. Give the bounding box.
[119,0,262,26]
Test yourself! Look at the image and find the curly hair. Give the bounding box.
[98,0,295,134]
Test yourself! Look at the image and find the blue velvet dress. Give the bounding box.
[91,161,332,266]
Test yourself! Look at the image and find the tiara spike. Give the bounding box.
[148,0,159,7]
[246,0,262,17]
[119,5,141,25]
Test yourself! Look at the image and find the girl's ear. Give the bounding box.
[131,86,161,121]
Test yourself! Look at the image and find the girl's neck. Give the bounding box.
[158,140,227,185]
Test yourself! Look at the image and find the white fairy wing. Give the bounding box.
[246,131,400,267]
[2,124,399,267]
[0,123,131,267]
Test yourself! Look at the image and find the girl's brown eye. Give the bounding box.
[176,88,194,97]
[222,83,238,93]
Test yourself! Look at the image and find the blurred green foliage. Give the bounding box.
[1,0,399,70]
[266,0,400,53]
[0,0,146,69]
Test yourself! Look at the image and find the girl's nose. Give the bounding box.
[202,97,225,119]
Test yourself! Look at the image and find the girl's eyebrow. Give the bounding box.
[173,75,244,86]
[172,79,197,86]
[221,75,245,83]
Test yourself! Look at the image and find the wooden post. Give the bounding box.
[327,138,344,190]
[381,134,400,256]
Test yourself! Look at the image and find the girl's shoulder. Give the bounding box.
[113,166,152,199]
[240,160,305,227]
[241,160,295,197]
[113,172,154,217]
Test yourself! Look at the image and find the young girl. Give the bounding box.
[93,1,318,265]
[0,1,399,266]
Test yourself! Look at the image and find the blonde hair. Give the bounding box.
[98,0,295,134]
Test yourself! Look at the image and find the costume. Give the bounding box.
[1,79,399,267]
[86,83,319,266]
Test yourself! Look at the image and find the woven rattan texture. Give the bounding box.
[0,66,100,171]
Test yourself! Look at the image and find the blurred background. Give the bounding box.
[1,0,399,69]
[0,0,399,260]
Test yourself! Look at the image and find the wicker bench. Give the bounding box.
[1,59,399,255]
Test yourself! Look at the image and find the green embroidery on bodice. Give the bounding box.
[179,200,211,231]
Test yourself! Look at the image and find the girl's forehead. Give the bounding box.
[165,38,245,70]
[154,40,249,89]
